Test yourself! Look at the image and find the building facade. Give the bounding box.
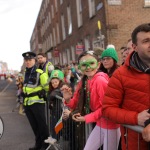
[30,0,107,65]
[104,0,150,63]
[30,0,150,65]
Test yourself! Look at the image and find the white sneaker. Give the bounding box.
[44,137,57,145]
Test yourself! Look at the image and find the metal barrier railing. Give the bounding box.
[123,125,143,133]
[122,124,150,150]
[45,95,93,150]
[45,96,150,150]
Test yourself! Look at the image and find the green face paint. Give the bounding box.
[78,59,98,71]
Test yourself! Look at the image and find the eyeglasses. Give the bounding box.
[101,57,112,62]
[78,59,98,71]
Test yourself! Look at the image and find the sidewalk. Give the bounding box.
[0,80,34,150]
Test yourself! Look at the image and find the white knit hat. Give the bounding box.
[106,44,115,50]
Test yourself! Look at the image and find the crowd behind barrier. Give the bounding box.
[15,25,150,150]
[45,96,150,150]
[13,62,150,150]
[13,61,150,150]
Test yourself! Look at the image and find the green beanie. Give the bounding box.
[101,48,118,62]
[50,70,64,81]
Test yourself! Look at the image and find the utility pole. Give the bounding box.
[93,20,105,57]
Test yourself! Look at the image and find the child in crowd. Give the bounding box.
[45,70,65,144]
[62,50,120,150]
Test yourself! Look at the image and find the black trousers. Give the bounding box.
[24,103,49,148]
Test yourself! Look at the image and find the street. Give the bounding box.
[0,79,34,150]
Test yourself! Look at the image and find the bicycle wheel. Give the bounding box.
[0,116,4,139]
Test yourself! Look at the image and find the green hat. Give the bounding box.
[50,70,64,81]
[101,48,118,62]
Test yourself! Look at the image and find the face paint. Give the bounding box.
[78,59,98,71]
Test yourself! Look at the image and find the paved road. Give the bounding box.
[0,79,34,150]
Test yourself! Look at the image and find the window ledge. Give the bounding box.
[143,5,150,8]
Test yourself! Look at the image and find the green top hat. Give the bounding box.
[50,70,64,81]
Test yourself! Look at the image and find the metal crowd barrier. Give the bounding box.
[45,97,150,150]
[45,95,93,150]
[122,124,150,150]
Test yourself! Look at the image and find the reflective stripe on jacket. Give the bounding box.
[23,68,49,106]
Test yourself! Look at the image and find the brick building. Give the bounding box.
[30,0,150,65]
[104,0,150,63]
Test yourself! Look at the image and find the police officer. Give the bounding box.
[22,51,49,150]
[37,53,54,76]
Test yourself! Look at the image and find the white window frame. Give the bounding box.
[76,0,83,27]
[60,0,63,5]
[107,0,122,5]
[144,0,150,7]
[56,23,60,44]
[61,14,66,40]
[88,0,96,18]
[67,6,72,35]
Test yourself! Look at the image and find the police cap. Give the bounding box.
[22,51,36,60]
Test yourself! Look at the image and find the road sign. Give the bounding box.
[76,45,84,54]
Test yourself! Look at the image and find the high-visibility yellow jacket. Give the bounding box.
[23,68,49,106]
[38,61,54,77]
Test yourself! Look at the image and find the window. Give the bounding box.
[66,49,71,64]
[48,12,51,24]
[56,23,60,44]
[51,5,54,18]
[46,38,48,50]
[47,52,52,60]
[88,0,96,18]
[67,6,72,35]
[84,36,91,51]
[50,33,53,47]
[61,14,66,40]
[48,36,50,48]
[144,0,150,7]
[76,0,83,27]
[55,0,58,12]
[59,52,63,65]
[63,50,67,64]
[71,46,75,61]
[46,16,48,29]
[53,27,56,46]
[107,0,122,5]
[60,0,63,5]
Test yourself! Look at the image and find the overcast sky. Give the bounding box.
[0,0,42,71]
